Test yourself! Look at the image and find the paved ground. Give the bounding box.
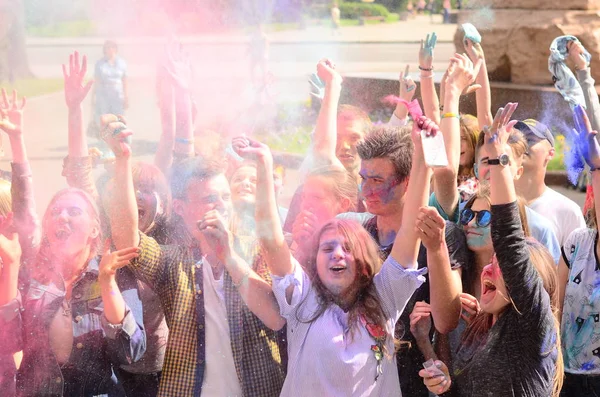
[0,15,585,211]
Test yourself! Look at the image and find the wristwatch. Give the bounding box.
[488,153,510,167]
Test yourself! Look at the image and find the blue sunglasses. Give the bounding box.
[460,208,492,227]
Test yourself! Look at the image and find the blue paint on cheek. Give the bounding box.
[466,226,492,249]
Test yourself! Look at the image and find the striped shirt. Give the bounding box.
[130,233,285,397]
[272,255,425,396]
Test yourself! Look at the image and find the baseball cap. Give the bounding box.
[513,119,555,147]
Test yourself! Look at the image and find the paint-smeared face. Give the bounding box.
[522,139,553,173]
[476,143,522,182]
[230,165,257,210]
[463,198,492,252]
[336,120,365,172]
[135,181,162,234]
[359,158,406,216]
[302,176,342,225]
[45,193,99,259]
[316,228,357,296]
[480,254,510,316]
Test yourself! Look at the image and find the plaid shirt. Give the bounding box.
[130,233,285,397]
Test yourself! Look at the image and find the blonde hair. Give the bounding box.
[458,114,480,179]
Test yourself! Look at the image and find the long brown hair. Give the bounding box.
[461,238,563,396]
[458,114,480,179]
[296,219,393,350]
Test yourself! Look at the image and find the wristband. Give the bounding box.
[175,137,195,145]
[419,66,434,72]
[420,74,434,79]
[441,112,460,120]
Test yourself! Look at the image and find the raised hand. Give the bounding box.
[197,209,233,262]
[231,136,272,162]
[567,40,589,71]
[445,53,482,96]
[572,104,600,170]
[98,241,140,285]
[419,33,437,71]
[460,292,481,325]
[316,58,342,86]
[399,65,417,101]
[309,73,326,100]
[464,38,484,62]
[415,206,446,251]
[100,114,133,158]
[409,301,432,343]
[0,88,26,137]
[163,38,193,91]
[62,51,93,109]
[292,209,318,244]
[482,102,519,158]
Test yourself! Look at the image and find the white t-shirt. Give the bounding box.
[201,260,243,396]
[527,187,585,246]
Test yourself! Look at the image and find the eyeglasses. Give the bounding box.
[460,208,492,228]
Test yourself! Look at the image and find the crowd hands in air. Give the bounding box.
[0,25,598,397]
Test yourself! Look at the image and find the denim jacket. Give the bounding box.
[0,257,146,397]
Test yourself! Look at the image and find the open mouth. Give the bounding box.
[55,228,71,241]
[330,265,347,274]
[482,279,497,295]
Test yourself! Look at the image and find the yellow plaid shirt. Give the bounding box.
[130,233,285,397]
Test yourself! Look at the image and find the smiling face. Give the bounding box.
[359,158,407,217]
[44,191,100,260]
[522,138,554,174]
[463,198,492,252]
[336,119,365,173]
[230,165,257,211]
[316,228,358,296]
[479,254,510,316]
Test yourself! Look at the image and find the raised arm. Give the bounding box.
[418,33,441,124]
[568,40,600,132]
[388,65,417,126]
[311,59,345,170]
[62,51,98,200]
[433,55,481,218]
[416,207,462,333]
[0,89,40,263]
[101,115,139,249]
[232,136,293,277]
[465,39,493,129]
[485,103,550,318]
[389,116,436,268]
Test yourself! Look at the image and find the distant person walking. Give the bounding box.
[92,40,128,133]
[248,24,269,88]
[331,2,341,35]
[443,0,452,23]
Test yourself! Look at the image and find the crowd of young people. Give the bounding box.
[0,26,597,397]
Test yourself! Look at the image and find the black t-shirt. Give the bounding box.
[363,216,471,397]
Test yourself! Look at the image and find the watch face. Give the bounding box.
[499,154,510,166]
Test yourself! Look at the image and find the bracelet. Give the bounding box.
[441,112,460,120]
[419,66,434,72]
[175,137,195,145]
[420,73,434,79]
[233,267,251,288]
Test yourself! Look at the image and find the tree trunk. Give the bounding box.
[0,0,34,83]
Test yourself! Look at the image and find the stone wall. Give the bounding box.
[454,9,600,85]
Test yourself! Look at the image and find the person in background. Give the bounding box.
[92,40,128,134]
[331,2,341,36]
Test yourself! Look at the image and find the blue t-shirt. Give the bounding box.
[429,192,561,264]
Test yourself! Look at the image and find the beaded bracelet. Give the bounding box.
[175,137,195,145]
[419,66,434,72]
[441,112,460,119]
[233,267,251,288]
